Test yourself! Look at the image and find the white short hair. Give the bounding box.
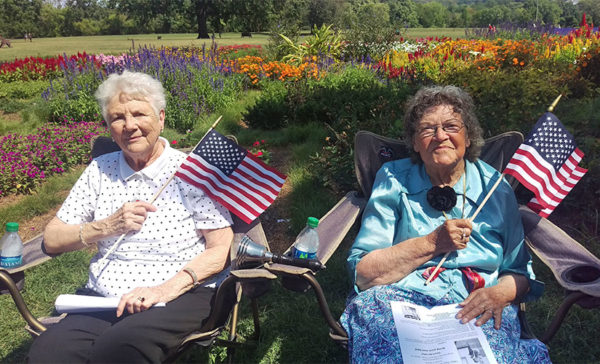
[95,70,166,122]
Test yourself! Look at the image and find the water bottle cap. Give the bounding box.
[5,222,19,232]
[306,217,319,228]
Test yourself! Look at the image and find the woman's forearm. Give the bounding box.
[153,227,233,302]
[43,216,125,253]
[497,273,530,303]
[44,201,158,253]
[355,235,438,290]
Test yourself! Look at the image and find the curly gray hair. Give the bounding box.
[403,85,484,163]
[94,70,166,122]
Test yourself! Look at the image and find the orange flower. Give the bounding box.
[512,58,518,64]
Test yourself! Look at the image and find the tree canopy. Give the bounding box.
[0,0,593,39]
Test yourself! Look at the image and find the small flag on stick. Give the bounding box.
[504,112,587,217]
[175,130,286,223]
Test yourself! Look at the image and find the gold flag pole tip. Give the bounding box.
[211,115,223,130]
[547,94,562,112]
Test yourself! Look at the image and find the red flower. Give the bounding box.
[172,140,178,144]
[253,141,260,147]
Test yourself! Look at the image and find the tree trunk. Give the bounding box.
[196,0,210,39]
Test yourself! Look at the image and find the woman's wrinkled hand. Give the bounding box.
[456,285,511,329]
[116,286,166,317]
[107,201,157,236]
[427,218,472,255]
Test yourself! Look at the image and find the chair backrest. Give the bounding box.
[353,130,524,198]
[91,135,121,158]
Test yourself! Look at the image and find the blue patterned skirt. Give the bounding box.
[339,285,551,364]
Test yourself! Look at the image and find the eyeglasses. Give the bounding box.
[417,121,465,138]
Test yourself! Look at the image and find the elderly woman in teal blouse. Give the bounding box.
[339,86,551,363]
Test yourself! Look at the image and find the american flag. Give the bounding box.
[504,112,587,217]
[175,130,286,223]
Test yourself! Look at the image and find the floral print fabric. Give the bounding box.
[340,284,551,364]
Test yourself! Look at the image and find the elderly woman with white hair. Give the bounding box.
[28,71,234,363]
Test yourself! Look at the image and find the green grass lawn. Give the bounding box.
[0,28,477,62]
[0,32,271,62]
[403,27,469,40]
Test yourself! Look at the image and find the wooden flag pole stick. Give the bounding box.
[467,173,504,223]
[147,115,222,205]
[427,94,562,285]
[95,115,223,268]
[425,173,505,285]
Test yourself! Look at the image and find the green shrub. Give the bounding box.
[0,99,26,113]
[279,24,345,64]
[441,65,572,137]
[289,67,409,128]
[242,81,289,130]
[0,80,51,99]
[244,67,414,194]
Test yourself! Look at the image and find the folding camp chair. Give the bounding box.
[0,136,274,362]
[288,130,600,348]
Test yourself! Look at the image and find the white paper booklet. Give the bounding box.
[55,294,165,313]
[391,301,498,364]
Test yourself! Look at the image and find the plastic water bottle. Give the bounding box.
[292,217,319,260]
[0,222,23,268]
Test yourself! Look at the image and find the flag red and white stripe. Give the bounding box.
[175,130,286,223]
[504,112,587,217]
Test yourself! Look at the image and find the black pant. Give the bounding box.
[28,286,229,363]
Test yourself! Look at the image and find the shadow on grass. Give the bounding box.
[3,339,32,363]
[231,250,351,364]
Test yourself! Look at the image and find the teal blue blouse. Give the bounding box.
[348,158,543,302]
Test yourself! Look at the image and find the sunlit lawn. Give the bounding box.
[0,28,477,62]
[0,32,271,62]
[403,27,469,39]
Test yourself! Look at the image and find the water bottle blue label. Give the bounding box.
[0,255,22,268]
[292,249,317,260]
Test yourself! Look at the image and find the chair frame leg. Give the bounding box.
[300,272,348,338]
[250,298,260,340]
[0,270,46,334]
[541,291,588,344]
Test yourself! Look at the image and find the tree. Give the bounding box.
[63,0,107,36]
[416,1,448,27]
[558,0,580,27]
[38,3,66,37]
[387,0,419,28]
[578,0,600,25]
[308,0,340,28]
[523,0,561,25]
[227,0,274,35]
[473,5,508,27]
[195,0,211,38]
[0,0,43,37]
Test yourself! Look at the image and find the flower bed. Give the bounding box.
[0,120,107,197]
[376,25,600,82]
[41,46,247,132]
[0,53,98,82]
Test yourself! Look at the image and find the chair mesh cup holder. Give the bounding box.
[561,264,600,285]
